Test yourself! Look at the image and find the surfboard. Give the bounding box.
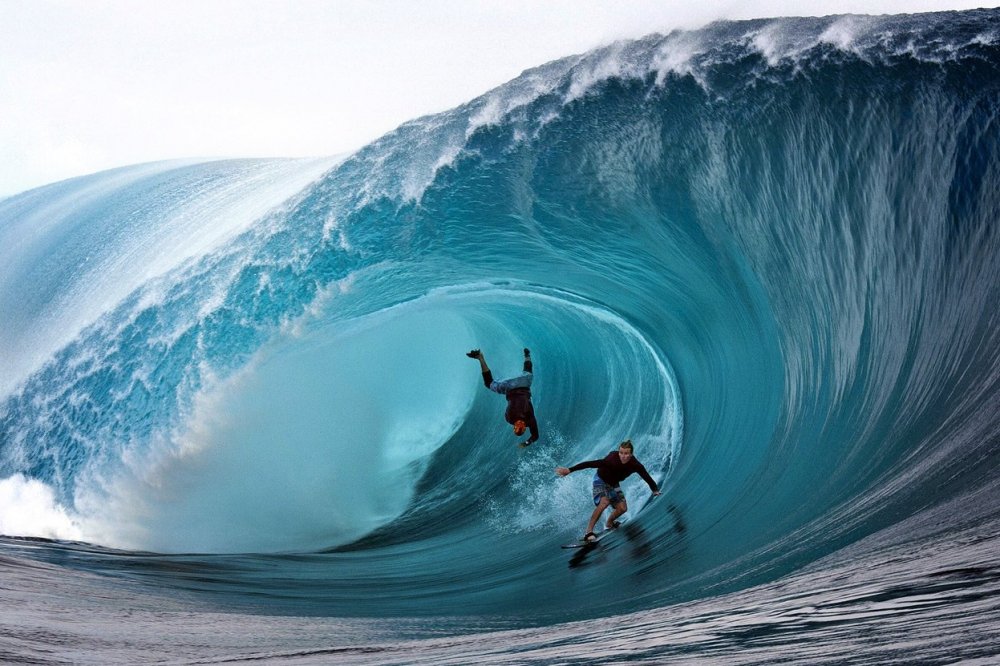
[560,525,619,549]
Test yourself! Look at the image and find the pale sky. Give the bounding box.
[0,0,993,198]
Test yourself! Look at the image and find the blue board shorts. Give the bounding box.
[592,475,625,506]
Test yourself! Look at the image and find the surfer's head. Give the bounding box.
[513,419,527,436]
[618,439,634,462]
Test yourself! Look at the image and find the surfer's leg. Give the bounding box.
[587,497,610,536]
[604,486,627,528]
[606,498,627,529]
[466,350,492,387]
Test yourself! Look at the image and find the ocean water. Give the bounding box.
[2,9,1000,664]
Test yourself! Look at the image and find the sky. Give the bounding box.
[0,0,993,198]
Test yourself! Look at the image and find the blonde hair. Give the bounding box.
[619,439,634,452]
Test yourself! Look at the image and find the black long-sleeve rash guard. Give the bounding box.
[481,356,538,443]
[569,451,659,492]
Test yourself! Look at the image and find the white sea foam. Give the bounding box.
[0,474,82,541]
[653,34,706,86]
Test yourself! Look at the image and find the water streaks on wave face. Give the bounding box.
[1,8,1000,662]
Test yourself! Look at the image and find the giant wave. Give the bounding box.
[1,9,999,663]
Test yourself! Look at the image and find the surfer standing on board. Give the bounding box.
[556,439,660,542]
[467,347,539,447]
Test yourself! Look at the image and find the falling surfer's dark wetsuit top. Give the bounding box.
[482,356,539,444]
[569,451,659,492]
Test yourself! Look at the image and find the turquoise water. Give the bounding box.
[1,9,999,663]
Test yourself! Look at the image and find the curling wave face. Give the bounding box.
[1,9,999,638]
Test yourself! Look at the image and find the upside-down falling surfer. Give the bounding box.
[467,347,539,447]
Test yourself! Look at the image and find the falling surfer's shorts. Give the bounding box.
[592,476,625,506]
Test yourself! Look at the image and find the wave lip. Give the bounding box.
[0,157,340,397]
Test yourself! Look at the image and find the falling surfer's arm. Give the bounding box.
[526,417,539,444]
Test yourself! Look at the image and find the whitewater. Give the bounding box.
[2,9,999,664]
